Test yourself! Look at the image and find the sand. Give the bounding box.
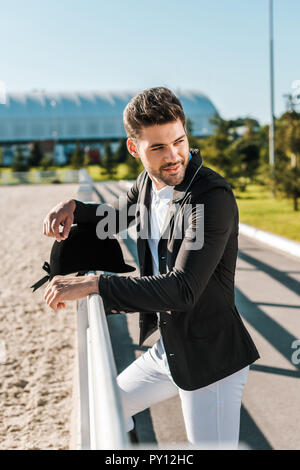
[0,183,80,450]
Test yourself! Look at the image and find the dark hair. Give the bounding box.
[123,87,186,140]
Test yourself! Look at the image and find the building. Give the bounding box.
[0,89,219,166]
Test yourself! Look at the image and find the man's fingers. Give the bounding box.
[60,216,73,240]
[51,218,62,241]
[45,217,54,238]
[43,218,48,236]
[45,283,61,310]
[57,302,66,309]
[46,290,58,310]
[50,296,66,311]
[43,200,75,239]
[44,283,53,304]
[44,278,57,303]
[44,277,67,310]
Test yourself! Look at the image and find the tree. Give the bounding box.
[201,115,266,192]
[100,141,117,179]
[280,111,300,168]
[12,146,29,172]
[233,119,261,180]
[114,139,130,164]
[125,153,143,179]
[186,117,193,135]
[273,161,300,211]
[71,141,84,169]
[185,117,201,150]
[201,114,246,192]
[272,111,300,210]
[40,155,53,170]
[28,142,43,167]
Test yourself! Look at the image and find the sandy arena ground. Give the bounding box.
[0,183,80,450]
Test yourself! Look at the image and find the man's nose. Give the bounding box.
[164,146,179,164]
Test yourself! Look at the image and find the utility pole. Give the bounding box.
[269,0,275,168]
[269,0,276,197]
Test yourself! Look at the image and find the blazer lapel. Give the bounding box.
[136,174,152,273]
[158,149,204,246]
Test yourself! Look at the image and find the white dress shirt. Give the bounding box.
[147,181,174,325]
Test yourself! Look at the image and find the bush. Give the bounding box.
[71,142,84,169]
[40,155,54,170]
[12,147,29,172]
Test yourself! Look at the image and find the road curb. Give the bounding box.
[239,222,300,259]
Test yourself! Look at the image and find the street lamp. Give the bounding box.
[269,0,275,168]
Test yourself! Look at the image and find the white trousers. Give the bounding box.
[117,336,249,449]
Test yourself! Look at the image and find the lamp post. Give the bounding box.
[269,0,275,168]
[269,0,276,197]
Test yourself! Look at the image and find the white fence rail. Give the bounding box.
[75,170,129,450]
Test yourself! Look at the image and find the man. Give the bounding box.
[43,87,260,448]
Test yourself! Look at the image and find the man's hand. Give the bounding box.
[44,274,99,310]
[43,199,76,242]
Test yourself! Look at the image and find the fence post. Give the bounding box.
[3,171,9,185]
[77,169,94,202]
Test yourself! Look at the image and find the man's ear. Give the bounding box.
[127,138,139,158]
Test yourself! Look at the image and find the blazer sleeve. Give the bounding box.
[98,187,237,315]
[73,173,143,233]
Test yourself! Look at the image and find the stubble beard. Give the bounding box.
[157,158,188,187]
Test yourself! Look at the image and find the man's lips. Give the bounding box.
[162,162,182,174]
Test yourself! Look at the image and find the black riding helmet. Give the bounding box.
[31,223,135,292]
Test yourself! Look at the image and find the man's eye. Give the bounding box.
[151,140,184,151]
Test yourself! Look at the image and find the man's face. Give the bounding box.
[127,119,190,190]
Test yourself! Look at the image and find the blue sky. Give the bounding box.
[1,0,299,124]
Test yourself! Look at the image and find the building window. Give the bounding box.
[86,120,100,137]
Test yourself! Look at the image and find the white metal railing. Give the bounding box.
[87,279,129,448]
[75,171,129,450]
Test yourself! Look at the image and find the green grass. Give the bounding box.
[86,163,132,181]
[234,184,300,242]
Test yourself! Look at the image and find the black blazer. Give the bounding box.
[74,149,260,390]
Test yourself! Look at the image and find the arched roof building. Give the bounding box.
[0,89,218,144]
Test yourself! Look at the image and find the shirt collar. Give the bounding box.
[151,181,174,200]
